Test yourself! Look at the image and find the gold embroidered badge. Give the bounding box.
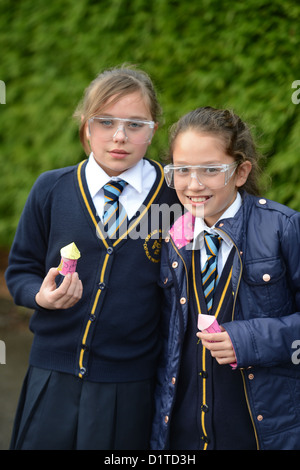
[143,229,162,263]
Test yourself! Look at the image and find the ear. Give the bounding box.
[235,161,252,188]
[84,119,90,139]
[82,120,92,154]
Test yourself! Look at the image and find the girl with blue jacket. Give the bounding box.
[151,107,300,450]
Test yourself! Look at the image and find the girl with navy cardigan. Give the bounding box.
[6,65,179,449]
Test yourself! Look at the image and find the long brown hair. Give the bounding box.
[168,106,263,196]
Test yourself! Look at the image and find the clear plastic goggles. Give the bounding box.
[88,116,155,144]
[164,162,238,190]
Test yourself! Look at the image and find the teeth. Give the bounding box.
[189,197,209,202]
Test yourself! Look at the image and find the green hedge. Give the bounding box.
[1,0,299,247]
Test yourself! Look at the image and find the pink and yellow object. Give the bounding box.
[198,314,237,369]
[58,242,81,276]
[169,211,195,249]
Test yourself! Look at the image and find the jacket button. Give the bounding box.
[165,236,170,243]
[257,414,263,421]
[201,404,209,412]
[171,377,176,385]
[259,198,267,205]
[180,297,186,304]
[172,261,178,268]
[248,373,254,380]
[262,273,271,282]
[163,277,168,284]
[164,415,169,423]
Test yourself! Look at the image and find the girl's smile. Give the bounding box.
[186,195,212,203]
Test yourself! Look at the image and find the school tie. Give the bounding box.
[201,231,222,312]
[103,180,127,239]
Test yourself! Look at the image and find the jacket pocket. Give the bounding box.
[242,257,293,317]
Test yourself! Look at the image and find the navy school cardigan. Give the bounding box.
[5,159,181,383]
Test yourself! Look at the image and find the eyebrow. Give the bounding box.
[98,114,152,121]
[172,161,225,166]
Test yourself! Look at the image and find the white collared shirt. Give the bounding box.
[193,192,242,274]
[85,153,156,221]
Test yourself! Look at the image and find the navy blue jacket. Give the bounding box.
[151,192,300,450]
[5,159,179,383]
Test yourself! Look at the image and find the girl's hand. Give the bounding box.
[35,267,83,310]
[196,327,237,365]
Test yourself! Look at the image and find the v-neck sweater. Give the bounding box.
[6,159,180,382]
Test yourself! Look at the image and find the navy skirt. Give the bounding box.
[10,366,154,450]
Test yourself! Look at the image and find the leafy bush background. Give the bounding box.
[0,0,299,247]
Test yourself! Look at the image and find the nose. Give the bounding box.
[113,125,128,142]
[187,171,205,189]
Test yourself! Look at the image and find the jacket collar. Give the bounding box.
[215,191,251,248]
[169,191,253,251]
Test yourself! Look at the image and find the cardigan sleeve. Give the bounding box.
[5,173,53,309]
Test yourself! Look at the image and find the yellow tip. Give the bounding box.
[60,242,81,260]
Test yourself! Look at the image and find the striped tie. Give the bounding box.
[201,232,222,312]
[103,180,127,239]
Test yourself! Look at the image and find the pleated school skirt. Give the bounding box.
[10,366,154,450]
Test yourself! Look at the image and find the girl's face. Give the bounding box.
[85,91,157,176]
[172,130,252,226]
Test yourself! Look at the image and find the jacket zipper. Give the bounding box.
[217,227,260,450]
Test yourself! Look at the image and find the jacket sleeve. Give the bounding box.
[5,174,51,309]
[150,241,172,448]
[223,212,300,368]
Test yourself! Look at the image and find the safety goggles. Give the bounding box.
[164,162,238,190]
[88,116,155,144]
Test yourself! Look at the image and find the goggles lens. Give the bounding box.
[88,117,155,144]
[164,163,238,190]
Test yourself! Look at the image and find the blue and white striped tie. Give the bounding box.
[103,180,127,239]
[201,232,222,312]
